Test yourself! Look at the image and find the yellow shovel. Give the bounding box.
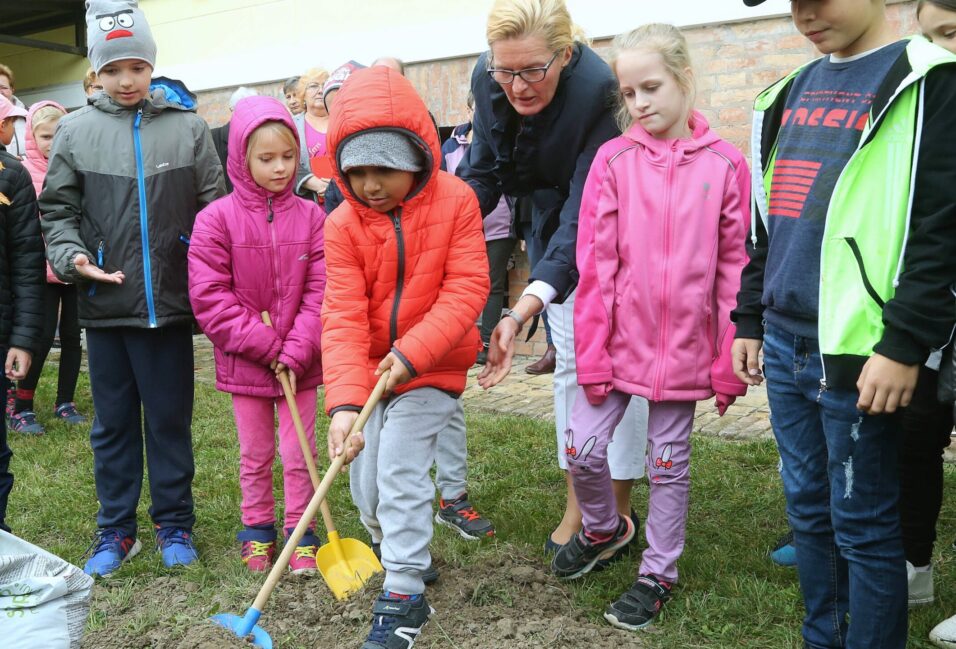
[261,312,382,599]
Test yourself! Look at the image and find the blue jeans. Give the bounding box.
[762,324,906,649]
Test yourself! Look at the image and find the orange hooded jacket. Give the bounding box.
[321,67,490,414]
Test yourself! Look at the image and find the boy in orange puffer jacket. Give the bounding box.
[321,67,489,649]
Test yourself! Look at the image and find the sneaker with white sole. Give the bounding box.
[931,613,956,648]
[604,574,673,631]
[435,493,494,540]
[908,560,934,607]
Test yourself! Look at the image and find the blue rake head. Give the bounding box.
[211,608,272,648]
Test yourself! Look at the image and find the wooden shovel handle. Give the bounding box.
[249,316,388,613]
[261,312,337,534]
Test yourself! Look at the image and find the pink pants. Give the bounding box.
[567,387,695,583]
[232,390,318,530]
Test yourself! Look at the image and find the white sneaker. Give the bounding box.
[908,561,934,607]
[930,613,956,648]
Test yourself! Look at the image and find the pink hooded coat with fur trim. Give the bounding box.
[574,112,749,403]
[22,100,67,283]
[188,96,326,397]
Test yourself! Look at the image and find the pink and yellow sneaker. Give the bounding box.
[238,526,277,572]
[285,528,320,575]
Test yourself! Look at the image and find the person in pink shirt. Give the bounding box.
[550,24,749,631]
[188,95,326,574]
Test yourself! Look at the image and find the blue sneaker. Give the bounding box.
[156,526,199,568]
[54,402,88,425]
[362,592,433,649]
[83,528,141,577]
[9,410,44,435]
[770,530,797,567]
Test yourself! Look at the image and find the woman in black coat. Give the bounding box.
[458,0,648,553]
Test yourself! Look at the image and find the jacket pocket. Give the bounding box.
[843,237,885,308]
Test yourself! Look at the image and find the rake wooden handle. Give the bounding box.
[261,312,337,534]
[251,364,389,613]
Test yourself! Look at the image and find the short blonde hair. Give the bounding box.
[608,23,696,133]
[31,105,66,132]
[486,0,587,53]
[245,120,299,165]
[0,63,13,88]
[297,67,330,102]
[82,67,99,93]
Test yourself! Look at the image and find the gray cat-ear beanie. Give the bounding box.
[86,0,157,73]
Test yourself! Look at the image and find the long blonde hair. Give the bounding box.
[486,0,587,53]
[608,24,696,133]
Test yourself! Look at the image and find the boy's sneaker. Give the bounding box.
[908,561,934,607]
[83,528,141,578]
[9,410,44,435]
[604,574,673,631]
[372,542,439,585]
[435,493,495,540]
[54,402,88,424]
[770,529,797,567]
[362,591,433,649]
[552,514,635,580]
[239,526,277,572]
[155,526,199,568]
[285,528,320,575]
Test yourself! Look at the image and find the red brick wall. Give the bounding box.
[195,1,920,356]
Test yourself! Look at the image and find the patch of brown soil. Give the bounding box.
[81,551,647,648]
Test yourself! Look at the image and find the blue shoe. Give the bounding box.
[83,528,141,577]
[544,536,563,555]
[770,530,797,567]
[54,402,88,424]
[9,410,44,435]
[156,526,199,568]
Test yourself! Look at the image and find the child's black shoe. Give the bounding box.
[604,574,673,631]
[362,591,433,649]
[551,514,634,580]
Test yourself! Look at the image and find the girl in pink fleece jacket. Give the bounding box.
[188,96,326,574]
[551,25,750,631]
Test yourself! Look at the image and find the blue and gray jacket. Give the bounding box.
[40,78,225,329]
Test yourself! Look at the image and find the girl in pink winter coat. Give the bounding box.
[550,24,750,631]
[9,100,88,435]
[188,96,326,574]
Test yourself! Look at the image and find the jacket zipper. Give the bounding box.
[389,208,406,345]
[88,240,105,297]
[267,197,281,327]
[652,142,678,401]
[133,108,158,327]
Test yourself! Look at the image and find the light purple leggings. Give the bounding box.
[567,387,695,583]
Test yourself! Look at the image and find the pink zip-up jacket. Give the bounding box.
[188,96,326,398]
[574,111,749,403]
[22,100,67,284]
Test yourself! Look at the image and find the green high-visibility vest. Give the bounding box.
[751,37,956,385]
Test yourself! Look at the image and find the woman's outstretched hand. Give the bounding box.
[478,317,518,389]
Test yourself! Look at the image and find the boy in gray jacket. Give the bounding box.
[40,0,224,577]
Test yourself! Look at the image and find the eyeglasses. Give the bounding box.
[487,51,559,85]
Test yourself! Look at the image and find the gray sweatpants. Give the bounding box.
[350,387,459,595]
[434,400,467,501]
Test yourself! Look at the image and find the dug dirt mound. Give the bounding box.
[81,551,647,648]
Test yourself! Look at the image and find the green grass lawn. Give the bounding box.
[8,365,956,648]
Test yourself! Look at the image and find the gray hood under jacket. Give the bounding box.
[40,82,225,328]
